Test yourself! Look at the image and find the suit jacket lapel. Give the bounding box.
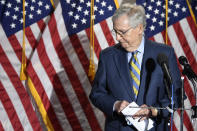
[113,45,135,101]
[136,39,151,104]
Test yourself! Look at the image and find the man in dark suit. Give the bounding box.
[89,4,182,131]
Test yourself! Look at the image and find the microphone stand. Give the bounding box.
[180,77,184,131]
[181,64,197,124]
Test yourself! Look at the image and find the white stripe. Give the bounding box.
[0,101,14,131]
[153,33,165,43]
[179,18,197,61]
[77,30,99,67]
[57,3,105,130]
[0,64,33,131]
[94,23,109,50]
[106,17,118,43]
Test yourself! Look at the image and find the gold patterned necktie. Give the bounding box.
[129,51,141,99]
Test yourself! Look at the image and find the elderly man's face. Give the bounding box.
[113,14,143,52]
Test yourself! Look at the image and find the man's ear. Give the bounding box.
[137,24,144,35]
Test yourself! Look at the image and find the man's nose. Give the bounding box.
[116,33,122,41]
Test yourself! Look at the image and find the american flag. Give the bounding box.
[0,0,196,131]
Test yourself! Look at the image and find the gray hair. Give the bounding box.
[112,4,146,29]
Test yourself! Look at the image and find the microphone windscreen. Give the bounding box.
[178,56,188,65]
[146,58,156,73]
[157,53,168,66]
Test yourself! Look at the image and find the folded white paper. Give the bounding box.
[121,102,154,131]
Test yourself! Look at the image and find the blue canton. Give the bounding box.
[0,0,54,37]
[60,0,116,36]
[137,0,191,38]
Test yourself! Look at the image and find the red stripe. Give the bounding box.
[173,22,197,74]
[48,13,102,131]
[186,16,197,43]
[0,81,23,130]
[85,28,102,59]
[27,63,63,130]
[69,34,90,75]
[0,45,42,131]
[8,35,22,62]
[100,20,115,46]
[0,121,4,131]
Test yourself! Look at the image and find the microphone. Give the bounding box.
[178,56,197,80]
[157,53,172,100]
[157,53,173,85]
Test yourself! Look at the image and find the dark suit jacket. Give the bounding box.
[89,39,182,131]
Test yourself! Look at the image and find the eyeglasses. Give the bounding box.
[111,26,133,37]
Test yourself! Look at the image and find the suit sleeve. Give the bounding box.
[89,51,117,117]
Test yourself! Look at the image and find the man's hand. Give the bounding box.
[132,104,150,121]
[114,100,129,114]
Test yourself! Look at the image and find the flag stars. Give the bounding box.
[146,13,150,19]
[14,6,19,12]
[101,1,106,7]
[68,11,73,16]
[80,0,84,3]
[25,2,28,7]
[72,23,77,29]
[143,2,146,6]
[10,23,16,29]
[96,0,100,2]
[29,14,33,19]
[161,12,165,18]
[151,0,155,2]
[159,21,164,26]
[77,6,82,12]
[169,0,174,5]
[20,18,23,23]
[182,7,186,12]
[66,0,70,4]
[1,0,5,5]
[4,11,10,16]
[30,6,35,11]
[7,2,12,8]
[168,8,172,13]
[74,14,80,20]
[150,25,155,31]
[16,0,20,3]
[84,10,89,16]
[37,9,41,15]
[86,1,91,7]
[175,3,180,9]
[81,18,86,24]
[99,9,104,15]
[45,4,50,10]
[71,3,76,8]
[173,11,178,17]
[152,17,157,23]
[147,5,152,11]
[154,8,159,14]
[32,0,36,3]
[108,5,113,11]
[94,6,98,11]
[38,1,43,6]
[12,14,18,20]
[156,1,161,6]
